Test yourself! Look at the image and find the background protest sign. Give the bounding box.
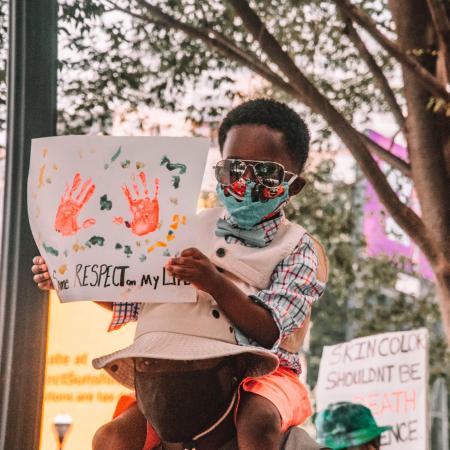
[28,135,208,303]
[316,329,429,450]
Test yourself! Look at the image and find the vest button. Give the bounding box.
[212,309,220,319]
[216,248,226,258]
[110,364,118,373]
[216,266,224,273]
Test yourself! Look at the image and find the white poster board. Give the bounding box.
[28,136,209,303]
[316,329,429,449]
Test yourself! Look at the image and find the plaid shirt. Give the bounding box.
[110,212,325,373]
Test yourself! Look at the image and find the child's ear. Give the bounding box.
[288,176,306,196]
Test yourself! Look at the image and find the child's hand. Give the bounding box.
[31,256,54,290]
[165,248,222,293]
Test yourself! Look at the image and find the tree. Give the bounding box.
[0,1,448,344]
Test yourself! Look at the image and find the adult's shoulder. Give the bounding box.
[281,427,332,450]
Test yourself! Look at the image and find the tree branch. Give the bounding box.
[341,14,405,130]
[426,0,450,84]
[360,132,412,178]
[113,0,306,101]
[226,0,437,261]
[335,0,450,103]
[124,2,411,176]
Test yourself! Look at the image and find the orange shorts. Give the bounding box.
[113,366,312,450]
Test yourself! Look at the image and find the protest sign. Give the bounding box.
[28,136,209,303]
[316,329,429,449]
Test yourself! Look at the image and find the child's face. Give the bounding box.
[221,124,302,196]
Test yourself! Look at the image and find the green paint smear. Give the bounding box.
[105,146,122,169]
[163,249,171,257]
[111,146,122,162]
[139,254,147,262]
[100,194,112,211]
[168,230,174,236]
[161,155,187,174]
[43,243,59,256]
[124,245,133,257]
[115,243,122,249]
[172,176,181,189]
[121,160,130,168]
[86,236,105,248]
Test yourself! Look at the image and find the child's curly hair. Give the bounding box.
[218,98,310,172]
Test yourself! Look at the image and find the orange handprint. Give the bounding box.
[54,173,96,236]
[114,171,160,236]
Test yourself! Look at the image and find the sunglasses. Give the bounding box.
[214,159,296,189]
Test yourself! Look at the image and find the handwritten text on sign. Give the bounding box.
[316,329,429,450]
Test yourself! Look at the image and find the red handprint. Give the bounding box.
[114,171,160,236]
[54,173,96,236]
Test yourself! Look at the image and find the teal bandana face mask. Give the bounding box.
[216,179,292,229]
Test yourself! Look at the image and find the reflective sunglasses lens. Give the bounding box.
[215,160,247,185]
[254,162,284,187]
[229,160,246,183]
[215,160,231,185]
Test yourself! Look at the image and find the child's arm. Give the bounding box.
[31,256,113,311]
[165,248,279,348]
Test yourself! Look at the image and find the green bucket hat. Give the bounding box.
[314,402,392,450]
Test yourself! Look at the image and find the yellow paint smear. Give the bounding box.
[72,243,86,252]
[170,216,179,229]
[52,164,59,171]
[58,264,67,275]
[42,148,48,158]
[38,165,46,188]
[146,214,186,253]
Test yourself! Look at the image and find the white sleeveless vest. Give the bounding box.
[140,207,327,354]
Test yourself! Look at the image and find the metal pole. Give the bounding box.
[0,0,57,448]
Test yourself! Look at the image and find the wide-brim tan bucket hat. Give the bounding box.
[93,295,279,390]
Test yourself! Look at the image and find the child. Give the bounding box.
[32,98,327,450]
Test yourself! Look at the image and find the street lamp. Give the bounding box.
[53,413,72,450]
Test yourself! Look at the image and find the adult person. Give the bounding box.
[314,402,392,450]
[92,292,330,450]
